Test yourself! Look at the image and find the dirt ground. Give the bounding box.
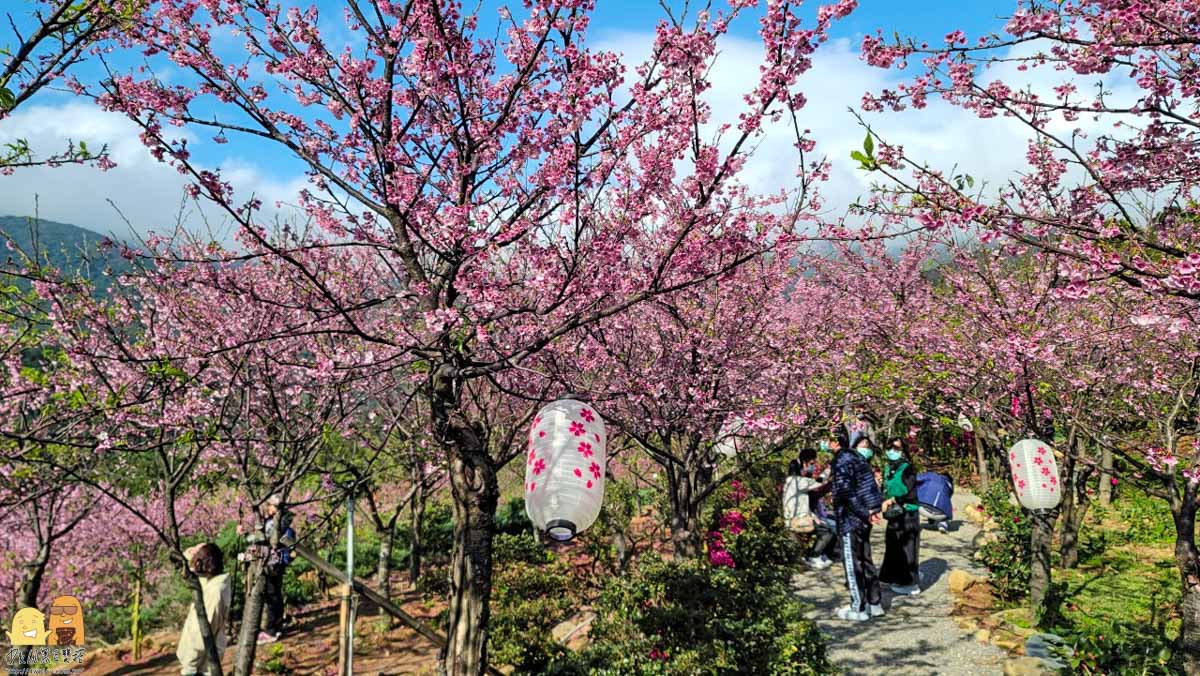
[82,588,443,675]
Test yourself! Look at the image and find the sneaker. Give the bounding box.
[834,606,869,622]
[936,522,949,533]
[806,557,832,570]
[868,603,885,617]
[891,583,921,596]
[256,631,278,645]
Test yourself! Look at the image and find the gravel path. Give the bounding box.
[791,492,1006,675]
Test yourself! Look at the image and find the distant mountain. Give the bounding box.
[0,215,131,291]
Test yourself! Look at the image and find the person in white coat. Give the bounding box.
[177,543,232,676]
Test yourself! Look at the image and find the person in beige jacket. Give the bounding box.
[176,543,232,676]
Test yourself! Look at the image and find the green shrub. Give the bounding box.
[546,472,828,675]
[977,483,1032,601]
[488,533,578,673]
[547,554,828,675]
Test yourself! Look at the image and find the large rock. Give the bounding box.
[948,569,980,594]
[551,610,596,651]
[1002,657,1060,676]
[963,505,988,526]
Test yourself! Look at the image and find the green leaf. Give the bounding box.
[0,87,15,112]
[863,132,874,157]
[850,150,868,163]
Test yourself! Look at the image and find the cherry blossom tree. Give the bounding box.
[81,0,859,670]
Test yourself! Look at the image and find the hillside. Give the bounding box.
[0,215,131,290]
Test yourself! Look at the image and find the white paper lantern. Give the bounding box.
[1009,438,1061,510]
[957,414,974,432]
[713,418,746,458]
[524,399,607,541]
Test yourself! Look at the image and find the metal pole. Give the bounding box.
[347,495,355,676]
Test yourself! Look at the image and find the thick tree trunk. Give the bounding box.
[1174,495,1200,674]
[441,451,499,675]
[972,427,990,493]
[433,363,500,676]
[1098,447,1113,506]
[18,542,51,608]
[1029,508,1054,624]
[668,467,702,559]
[1059,435,1092,569]
[410,478,426,586]
[233,560,268,676]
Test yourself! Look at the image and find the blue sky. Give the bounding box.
[2,1,1027,238]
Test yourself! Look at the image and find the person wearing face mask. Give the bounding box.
[879,438,922,595]
[831,428,884,621]
[787,447,836,569]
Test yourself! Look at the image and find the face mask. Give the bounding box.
[886,450,902,462]
[856,447,873,460]
[818,441,830,452]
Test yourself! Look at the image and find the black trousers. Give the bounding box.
[807,525,837,560]
[263,569,285,635]
[841,526,881,612]
[880,511,921,586]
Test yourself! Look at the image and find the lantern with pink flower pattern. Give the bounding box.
[1009,438,1062,510]
[524,399,607,541]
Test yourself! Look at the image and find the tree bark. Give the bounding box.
[376,526,395,628]
[18,541,51,608]
[667,466,702,559]
[410,477,426,586]
[1029,508,1054,624]
[233,559,268,676]
[972,426,990,493]
[441,449,499,675]
[434,364,500,676]
[1173,490,1200,674]
[1098,447,1113,507]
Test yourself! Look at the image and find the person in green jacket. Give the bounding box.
[879,438,922,596]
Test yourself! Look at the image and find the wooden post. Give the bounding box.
[290,543,507,676]
[337,583,351,676]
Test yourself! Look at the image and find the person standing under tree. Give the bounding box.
[176,543,231,676]
[255,495,296,644]
[880,438,923,596]
[832,429,884,622]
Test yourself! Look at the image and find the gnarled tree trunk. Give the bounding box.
[433,364,500,676]
[18,541,51,609]
[1173,484,1200,674]
[1058,438,1092,569]
[442,447,499,675]
[667,465,703,558]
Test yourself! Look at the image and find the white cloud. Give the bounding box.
[597,31,1144,226]
[0,102,306,243]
